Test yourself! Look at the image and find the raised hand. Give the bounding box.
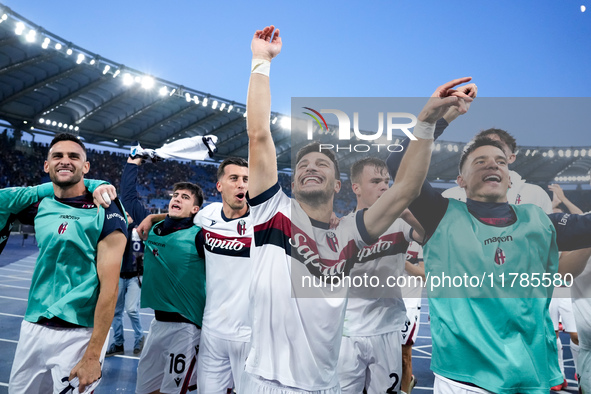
[417,77,474,124]
[549,183,566,208]
[251,25,282,61]
[443,82,478,123]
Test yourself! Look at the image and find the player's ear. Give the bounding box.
[216,181,222,193]
[457,174,467,189]
[44,161,49,174]
[83,161,90,174]
[191,205,200,215]
[507,153,516,165]
[334,179,341,194]
[351,182,360,196]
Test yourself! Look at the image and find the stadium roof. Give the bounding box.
[0,4,589,185]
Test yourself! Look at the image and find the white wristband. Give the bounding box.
[251,59,270,76]
[413,120,436,140]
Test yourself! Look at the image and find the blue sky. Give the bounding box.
[1,0,590,146]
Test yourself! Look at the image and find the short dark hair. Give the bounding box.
[295,142,340,180]
[49,133,86,157]
[350,157,387,183]
[217,157,248,180]
[459,137,507,174]
[172,182,204,208]
[474,128,517,154]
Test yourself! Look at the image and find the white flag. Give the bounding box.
[130,135,218,162]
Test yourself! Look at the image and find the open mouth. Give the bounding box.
[170,204,181,210]
[302,176,322,185]
[57,168,73,174]
[483,174,501,183]
[236,193,245,200]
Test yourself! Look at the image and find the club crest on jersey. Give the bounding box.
[152,248,159,257]
[494,247,506,265]
[326,231,339,253]
[515,194,522,204]
[237,219,247,236]
[58,222,68,235]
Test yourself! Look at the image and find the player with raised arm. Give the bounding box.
[8,133,127,394]
[120,157,206,394]
[386,132,591,393]
[243,24,472,393]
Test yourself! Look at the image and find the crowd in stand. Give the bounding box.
[1,131,589,215]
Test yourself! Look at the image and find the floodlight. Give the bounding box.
[39,118,45,124]
[202,98,208,107]
[76,54,85,64]
[272,116,277,125]
[566,149,572,157]
[159,86,168,96]
[66,48,73,56]
[194,95,200,104]
[220,103,226,111]
[103,65,111,74]
[280,117,290,129]
[52,121,57,126]
[69,125,73,130]
[228,105,234,113]
[169,88,176,96]
[141,76,155,89]
[548,150,555,158]
[75,126,79,131]
[122,73,134,86]
[26,29,36,42]
[15,22,24,35]
[55,43,62,50]
[212,100,218,110]
[113,69,120,78]
[1,14,7,21]
[90,59,95,65]
[185,93,191,102]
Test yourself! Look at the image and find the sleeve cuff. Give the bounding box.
[247,182,281,207]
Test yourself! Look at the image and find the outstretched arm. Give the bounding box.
[121,157,150,223]
[363,77,474,239]
[247,25,282,199]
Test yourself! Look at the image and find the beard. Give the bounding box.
[294,187,333,207]
[49,170,83,188]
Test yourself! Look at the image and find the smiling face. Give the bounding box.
[293,151,341,206]
[168,189,200,219]
[217,164,249,217]
[352,165,390,210]
[457,144,511,203]
[44,140,89,190]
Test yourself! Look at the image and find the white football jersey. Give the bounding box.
[442,170,553,214]
[572,255,591,348]
[245,183,368,390]
[194,202,252,341]
[343,213,411,337]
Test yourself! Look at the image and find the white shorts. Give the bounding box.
[579,346,591,394]
[197,330,250,394]
[434,374,494,394]
[337,331,402,394]
[549,296,577,332]
[9,320,108,394]
[136,319,201,394]
[240,372,340,394]
[401,307,421,346]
